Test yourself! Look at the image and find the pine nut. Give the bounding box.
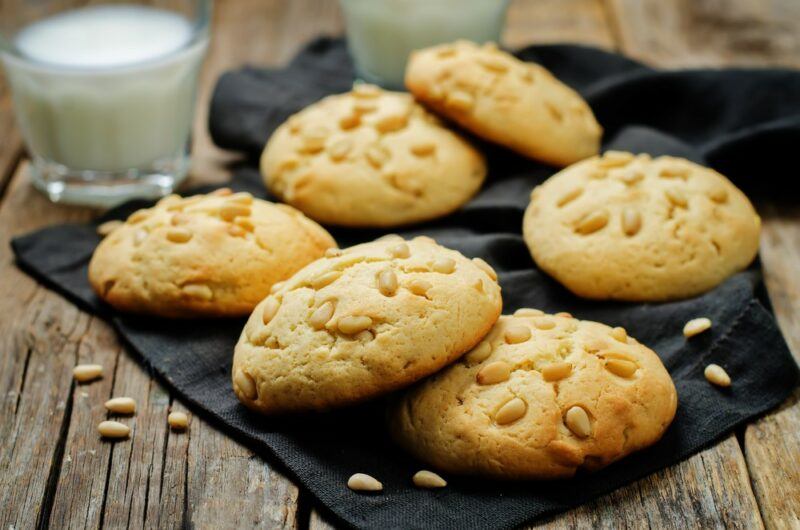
[407,279,432,296]
[228,192,253,205]
[183,284,213,301]
[128,210,150,224]
[611,327,628,343]
[514,308,544,317]
[576,209,609,234]
[347,473,382,492]
[338,315,372,335]
[597,351,636,362]
[588,168,607,179]
[520,69,535,83]
[436,46,456,58]
[210,187,233,196]
[704,364,731,387]
[168,411,189,431]
[477,55,509,73]
[97,220,123,237]
[605,359,638,378]
[105,397,136,414]
[339,113,361,130]
[133,229,148,245]
[352,84,381,98]
[413,470,447,488]
[261,296,280,324]
[565,406,592,438]
[325,248,342,258]
[328,138,353,161]
[708,187,728,203]
[353,100,377,114]
[584,338,608,353]
[309,301,336,329]
[665,188,688,207]
[311,270,342,289]
[98,420,130,439]
[472,258,497,281]
[477,361,511,385]
[378,268,398,296]
[270,281,285,294]
[446,90,475,112]
[366,145,391,168]
[598,151,634,168]
[302,126,329,143]
[622,208,642,236]
[235,217,255,232]
[533,317,555,330]
[619,168,644,184]
[431,258,455,274]
[388,242,410,258]
[659,164,688,178]
[555,312,573,319]
[542,362,572,382]
[234,370,258,399]
[410,142,436,156]
[683,317,712,338]
[220,204,251,221]
[355,330,374,342]
[495,397,527,425]
[73,364,103,383]
[166,228,193,243]
[557,188,583,207]
[170,213,191,226]
[504,324,531,344]
[465,340,492,364]
[375,114,408,134]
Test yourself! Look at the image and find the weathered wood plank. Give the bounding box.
[607,0,800,67]
[505,0,615,49]
[745,206,800,529]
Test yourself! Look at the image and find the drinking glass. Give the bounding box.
[0,0,212,207]
[339,0,510,89]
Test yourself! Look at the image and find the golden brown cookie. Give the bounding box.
[260,85,486,227]
[389,310,678,479]
[88,189,335,317]
[523,152,761,301]
[232,236,502,414]
[405,40,602,167]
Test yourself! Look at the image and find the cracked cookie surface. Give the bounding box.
[389,310,677,479]
[523,152,761,301]
[88,189,335,317]
[260,85,486,227]
[405,40,602,167]
[232,236,503,414]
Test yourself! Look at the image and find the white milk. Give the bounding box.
[340,0,509,88]
[2,4,208,172]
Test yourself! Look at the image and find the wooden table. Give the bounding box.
[1,1,799,528]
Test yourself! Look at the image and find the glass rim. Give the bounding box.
[0,0,212,75]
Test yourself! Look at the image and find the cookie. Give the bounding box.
[88,189,336,318]
[523,152,761,301]
[405,40,602,167]
[389,310,677,479]
[232,236,502,414]
[260,85,486,227]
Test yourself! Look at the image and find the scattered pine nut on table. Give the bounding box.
[347,473,382,492]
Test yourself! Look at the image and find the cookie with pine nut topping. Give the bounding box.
[260,85,486,227]
[231,236,502,414]
[88,189,335,318]
[389,310,677,479]
[523,152,761,301]
[405,40,602,167]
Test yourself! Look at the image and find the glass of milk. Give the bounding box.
[0,1,212,206]
[339,0,510,89]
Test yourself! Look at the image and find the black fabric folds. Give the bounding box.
[12,38,800,530]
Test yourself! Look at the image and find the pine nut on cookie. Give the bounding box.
[260,85,486,227]
[389,311,677,479]
[232,236,502,414]
[88,190,335,317]
[522,152,760,301]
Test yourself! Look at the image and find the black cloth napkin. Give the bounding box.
[12,38,800,530]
